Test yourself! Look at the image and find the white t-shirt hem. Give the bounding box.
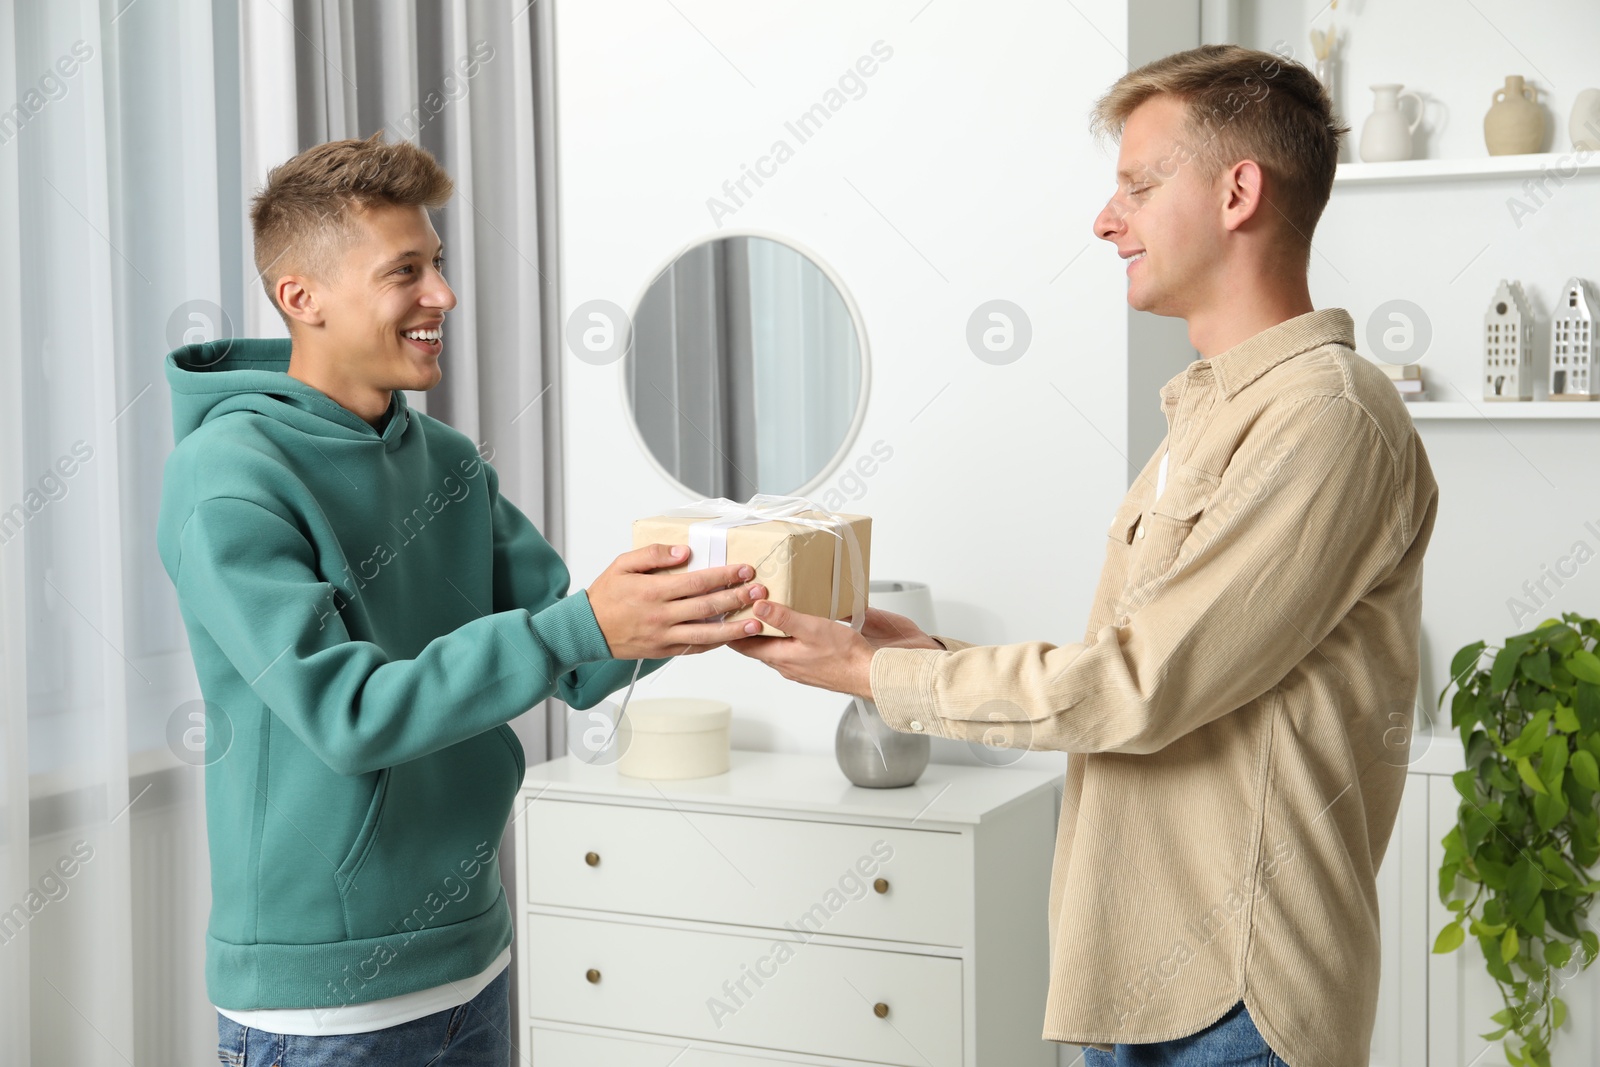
[215,946,510,1036]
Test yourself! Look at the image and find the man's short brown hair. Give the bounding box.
[250,132,453,321]
[1090,44,1347,263]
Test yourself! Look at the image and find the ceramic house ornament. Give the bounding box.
[1483,280,1535,401]
[1549,277,1599,400]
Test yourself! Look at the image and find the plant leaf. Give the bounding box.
[1434,921,1465,953]
[1466,730,1495,769]
[1493,641,1531,693]
[1539,623,1581,655]
[1572,749,1600,791]
[1576,680,1600,733]
[1523,648,1554,687]
[1509,710,1552,759]
[1517,757,1549,795]
[1538,845,1573,887]
[1509,857,1542,917]
[1501,925,1520,962]
[1541,735,1568,784]
[1476,856,1509,891]
[1463,809,1494,852]
[1555,703,1580,733]
[1567,648,1600,684]
[1450,640,1487,686]
[1534,789,1568,832]
[1440,860,1461,903]
[1525,896,1547,938]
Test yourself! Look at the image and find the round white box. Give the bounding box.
[616,698,732,780]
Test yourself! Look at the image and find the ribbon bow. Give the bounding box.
[608,494,887,771]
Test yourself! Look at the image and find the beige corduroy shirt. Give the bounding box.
[871,309,1438,1067]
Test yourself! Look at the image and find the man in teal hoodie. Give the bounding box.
[157,134,766,1065]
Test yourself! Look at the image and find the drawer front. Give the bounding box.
[525,800,969,947]
[526,913,963,1067]
[530,1026,890,1066]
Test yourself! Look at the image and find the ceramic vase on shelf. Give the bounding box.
[1571,88,1600,152]
[835,580,934,788]
[1359,84,1423,162]
[1484,75,1544,155]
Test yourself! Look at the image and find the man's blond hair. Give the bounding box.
[1091,44,1347,263]
[250,132,453,323]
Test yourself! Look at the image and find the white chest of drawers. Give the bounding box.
[514,749,1063,1066]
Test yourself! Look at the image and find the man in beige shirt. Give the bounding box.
[734,45,1437,1067]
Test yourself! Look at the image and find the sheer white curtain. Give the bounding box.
[0,0,560,1062]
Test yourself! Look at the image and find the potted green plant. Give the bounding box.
[1434,613,1600,1067]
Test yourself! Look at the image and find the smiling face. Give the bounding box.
[1093,94,1227,320]
[278,201,457,409]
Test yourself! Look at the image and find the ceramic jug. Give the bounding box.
[1359,84,1422,162]
[1485,75,1544,155]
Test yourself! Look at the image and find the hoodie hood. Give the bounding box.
[165,338,411,451]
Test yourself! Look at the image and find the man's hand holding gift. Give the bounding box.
[731,603,943,701]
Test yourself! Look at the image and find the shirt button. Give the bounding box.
[1136,526,1146,539]
[909,721,924,732]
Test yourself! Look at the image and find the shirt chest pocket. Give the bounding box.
[1108,464,1221,607]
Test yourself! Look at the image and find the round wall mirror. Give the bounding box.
[624,234,868,500]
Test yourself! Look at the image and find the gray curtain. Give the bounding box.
[629,238,760,499]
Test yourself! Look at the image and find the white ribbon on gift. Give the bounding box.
[663,493,865,625]
[611,493,886,771]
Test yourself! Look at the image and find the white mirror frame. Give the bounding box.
[617,228,873,503]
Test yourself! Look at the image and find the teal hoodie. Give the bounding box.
[156,338,659,1013]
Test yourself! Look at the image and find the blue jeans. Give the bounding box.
[1083,1001,1287,1066]
[216,965,511,1066]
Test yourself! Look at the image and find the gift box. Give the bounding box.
[631,496,871,637]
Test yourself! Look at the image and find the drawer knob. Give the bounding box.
[874,1002,890,1019]
[584,851,600,867]
[873,877,889,894]
[586,968,601,984]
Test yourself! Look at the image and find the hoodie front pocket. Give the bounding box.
[334,767,390,898]
[334,730,520,941]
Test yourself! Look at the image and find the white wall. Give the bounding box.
[551,3,1600,1064]
[1233,0,1600,725]
[553,0,1138,777]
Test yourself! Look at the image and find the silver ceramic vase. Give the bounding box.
[835,698,929,788]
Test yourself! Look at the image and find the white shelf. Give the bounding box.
[1334,151,1600,186]
[1403,400,1600,419]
